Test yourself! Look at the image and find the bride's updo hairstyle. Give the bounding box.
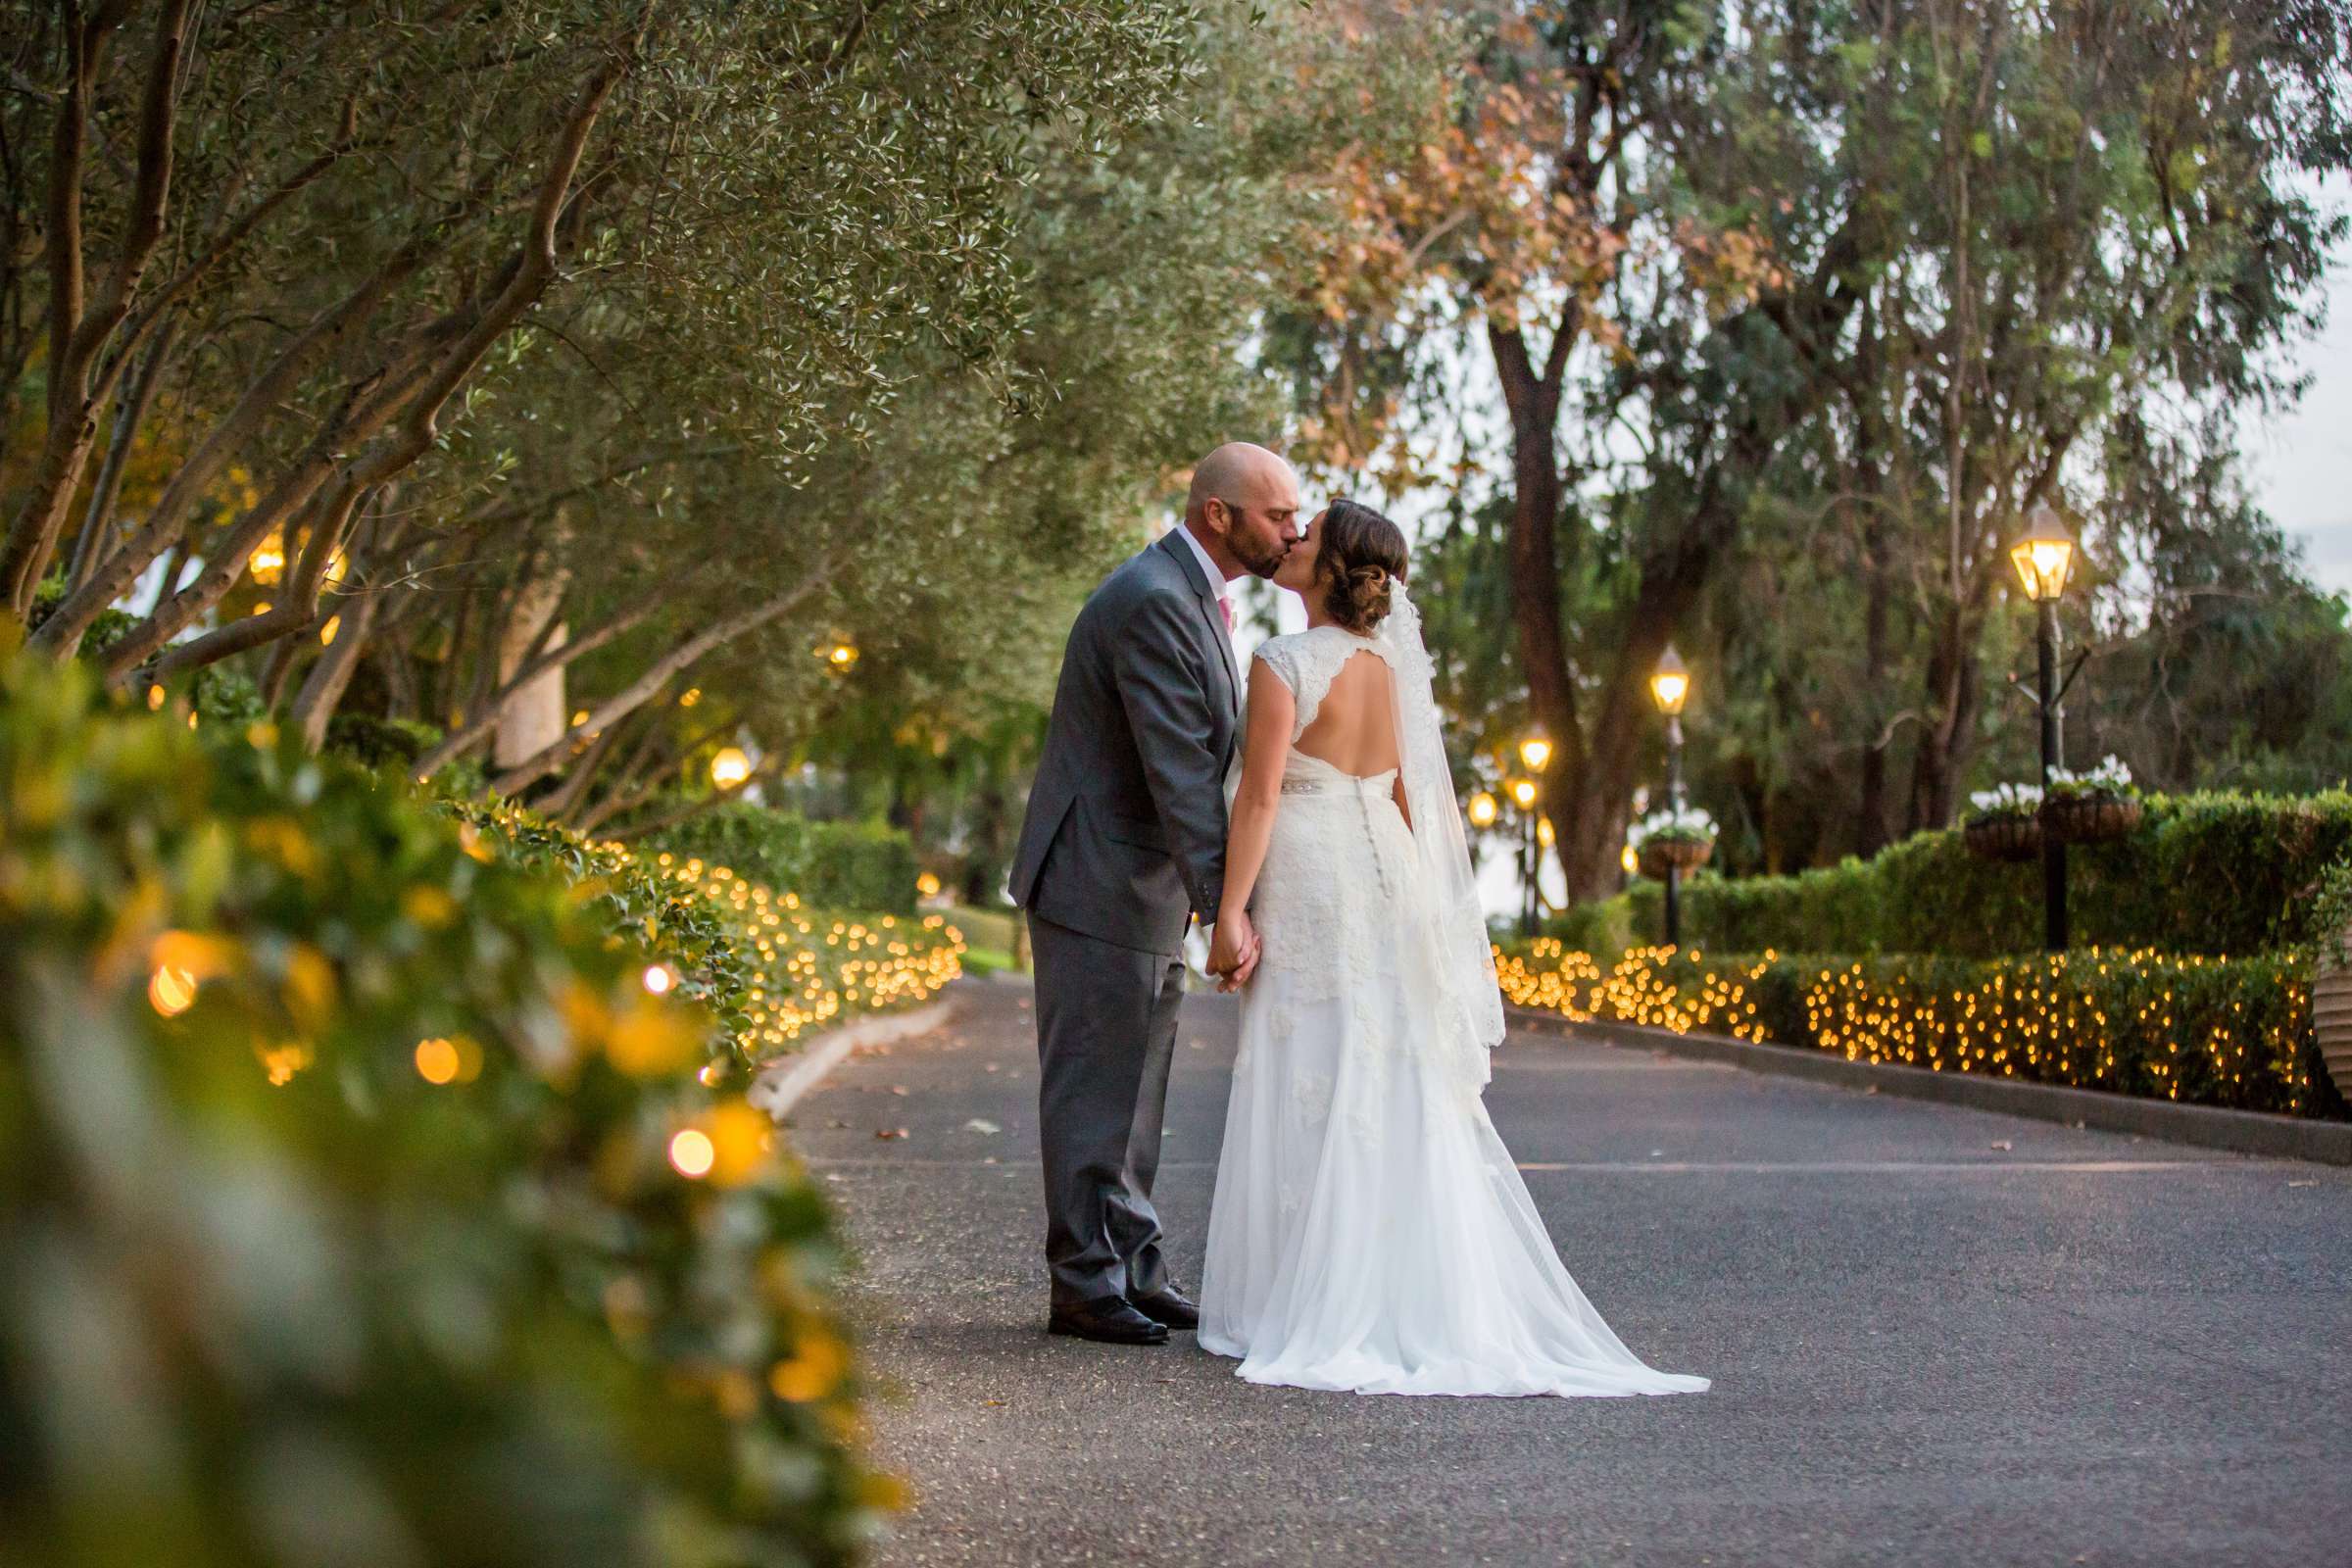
[1317,498,1410,634]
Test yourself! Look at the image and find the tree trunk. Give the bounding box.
[493,540,571,771]
[290,582,381,752]
[486,563,837,798]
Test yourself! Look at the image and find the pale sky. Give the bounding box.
[2250,174,2352,593]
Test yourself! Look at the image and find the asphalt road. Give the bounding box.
[787,978,2352,1568]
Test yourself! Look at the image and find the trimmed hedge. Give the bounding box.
[0,639,914,1567]
[645,802,920,914]
[1612,791,2352,958]
[1495,940,2348,1121]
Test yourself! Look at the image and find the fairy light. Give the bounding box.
[415,1037,462,1084]
[1494,940,2309,1115]
[149,962,197,1016]
[643,961,676,996]
[669,1128,716,1178]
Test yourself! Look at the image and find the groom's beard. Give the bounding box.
[1233,532,1291,579]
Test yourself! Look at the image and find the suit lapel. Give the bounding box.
[1155,531,1243,718]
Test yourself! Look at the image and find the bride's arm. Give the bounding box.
[1212,659,1294,980]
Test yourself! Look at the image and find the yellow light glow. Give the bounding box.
[1622,844,1640,874]
[1649,644,1692,715]
[1519,734,1553,773]
[1538,817,1556,849]
[916,871,943,899]
[1509,777,1538,810]
[250,602,271,616]
[669,1128,716,1179]
[570,709,589,728]
[149,965,197,1016]
[710,747,752,789]
[1468,792,1498,828]
[146,684,166,710]
[642,962,676,996]
[680,687,702,708]
[319,614,340,646]
[249,535,286,585]
[415,1037,462,1085]
[825,642,859,671]
[2008,505,2077,602]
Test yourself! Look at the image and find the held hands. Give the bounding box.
[1208,909,1261,993]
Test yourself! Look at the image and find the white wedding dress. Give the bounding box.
[1197,601,1709,1399]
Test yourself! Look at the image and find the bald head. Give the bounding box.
[1186,443,1289,527]
[1183,442,1301,580]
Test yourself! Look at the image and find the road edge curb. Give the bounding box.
[1506,1005,2352,1167]
[752,993,961,1120]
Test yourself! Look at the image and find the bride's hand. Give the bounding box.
[1224,929,1261,991]
[1211,910,1260,992]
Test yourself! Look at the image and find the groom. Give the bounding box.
[1008,442,1301,1345]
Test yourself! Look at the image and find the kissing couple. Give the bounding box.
[1007,442,1707,1397]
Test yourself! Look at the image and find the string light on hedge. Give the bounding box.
[149,962,197,1016]
[642,961,676,996]
[669,1127,716,1179]
[415,1037,462,1084]
[1494,939,2310,1116]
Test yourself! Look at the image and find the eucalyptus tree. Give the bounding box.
[1271,0,2352,894]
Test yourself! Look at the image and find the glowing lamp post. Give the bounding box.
[1505,773,1541,937]
[1516,731,1552,938]
[1467,791,1498,830]
[1648,644,1692,949]
[710,746,752,790]
[2010,505,2078,952]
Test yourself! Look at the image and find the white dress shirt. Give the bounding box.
[1173,521,1236,626]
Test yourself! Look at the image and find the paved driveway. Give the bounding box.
[788,980,2352,1568]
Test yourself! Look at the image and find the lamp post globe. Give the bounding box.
[1648,645,1690,717]
[2009,504,2077,603]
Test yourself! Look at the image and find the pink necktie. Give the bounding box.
[1219,596,1234,633]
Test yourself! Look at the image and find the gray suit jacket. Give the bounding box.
[1009,530,1242,956]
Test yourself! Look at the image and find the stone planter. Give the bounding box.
[2041,793,2144,845]
[1638,837,1713,881]
[1962,814,2041,863]
[2315,943,2352,1103]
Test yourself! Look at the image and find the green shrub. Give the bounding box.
[1495,939,2347,1121]
[0,637,901,1567]
[645,802,919,913]
[1611,790,2352,957]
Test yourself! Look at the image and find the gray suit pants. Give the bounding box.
[1029,910,1184,1307]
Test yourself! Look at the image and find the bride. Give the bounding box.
[1197,498,1709,1399]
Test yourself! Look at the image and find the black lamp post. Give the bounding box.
[2009,506,2078,953]
[1517,731,1552,940]
[1648,645,1691,950]
[1507,774,1540,937]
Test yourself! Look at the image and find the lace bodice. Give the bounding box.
[1252,625,1396,744]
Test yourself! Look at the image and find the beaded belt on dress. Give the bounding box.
[1279,773,1395,799]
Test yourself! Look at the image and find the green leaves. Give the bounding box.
[0,640,906,1567]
